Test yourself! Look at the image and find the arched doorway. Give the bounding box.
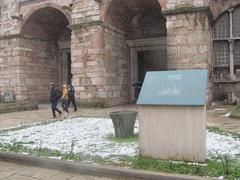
[20,6,71,102]
[104,0,167,103]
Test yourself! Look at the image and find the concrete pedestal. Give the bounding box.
[110,111,137,137]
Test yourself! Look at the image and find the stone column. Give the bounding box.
[70,21,106,107]
[160,0,213,105]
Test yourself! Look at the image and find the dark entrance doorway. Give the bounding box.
[133,49,167,101]
[62,49,72,85]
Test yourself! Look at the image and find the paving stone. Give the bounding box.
[0,171,16,179]
[17,167,44,177]
[4,174,41,180]
[31,168,61,179]
[46,171,75,180]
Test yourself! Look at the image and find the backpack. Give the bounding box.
[68,85,75,98]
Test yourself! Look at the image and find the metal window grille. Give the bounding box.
[233,7,240,37]
[213,41,230,66]
[234,40,240,65]
[213,13,230,39]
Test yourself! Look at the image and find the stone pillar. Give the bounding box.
[70,22,106,107]
[160,0,213,105]
[0,36,27,102]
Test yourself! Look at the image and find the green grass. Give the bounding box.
[0,142,239,179]
[105,134,139,143]
[132,156,240,180]
[207,127,240,140]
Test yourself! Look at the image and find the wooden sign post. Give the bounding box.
[137,70,208,163]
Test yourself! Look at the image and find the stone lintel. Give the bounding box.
[69,20,103,31]
[0,34,55,43]
[0,34,23,40]
[69,20,125,36]
[19,0,42,6]
[162,6,213,24]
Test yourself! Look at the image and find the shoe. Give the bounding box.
[64,112,68,118]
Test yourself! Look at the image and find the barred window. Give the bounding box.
[233,8,240,37]
[234,40,240,65]
[213,6,240,82]
[213,13,230,39]
[213,41,229,66]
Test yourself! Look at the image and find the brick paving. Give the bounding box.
[0,160,123,180]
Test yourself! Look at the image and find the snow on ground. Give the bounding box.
[206,131,240,159]
[0,117,239,161]
[0,118,138,159]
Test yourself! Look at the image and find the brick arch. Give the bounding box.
[211,0,240,20]
[20,3,72,33]
[101,0,166,38]
[101,0,163,21]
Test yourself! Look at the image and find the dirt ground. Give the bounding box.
[0,104,239,133]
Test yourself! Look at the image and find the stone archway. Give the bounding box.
[102,0,167,104]
[18,6,72,103]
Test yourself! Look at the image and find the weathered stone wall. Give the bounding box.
[0,0,217,106]
[16,38,61,102]
[0,36,62,102]
[0,38,20,98]
[0,0,74,36]
[165,13,211,70]
[160,0,209,10]
[103,26,129,106]
[166,12,212,103]
[0,0,20,36]
[71,25,104,106]
[72,0,100,24]
[210,0,240,19]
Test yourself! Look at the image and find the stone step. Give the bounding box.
[0,102,38,114]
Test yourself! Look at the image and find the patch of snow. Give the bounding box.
[0,118,239,162]
[213,108,226,111]
[206,130,240,159]
[223,113,231,117]
[0,118,139,160]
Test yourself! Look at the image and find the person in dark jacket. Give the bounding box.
[68,84,77,112]
[49,83,62,118]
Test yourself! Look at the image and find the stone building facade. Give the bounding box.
[0,0,239,106]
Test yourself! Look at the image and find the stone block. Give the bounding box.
[199,45,208,54]
[79,92,92,99]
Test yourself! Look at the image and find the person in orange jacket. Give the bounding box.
[61,84,69,116]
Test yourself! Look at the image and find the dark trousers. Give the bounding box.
[68,96,77,111]
[51,100,61,117]
[62,99,69,113]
